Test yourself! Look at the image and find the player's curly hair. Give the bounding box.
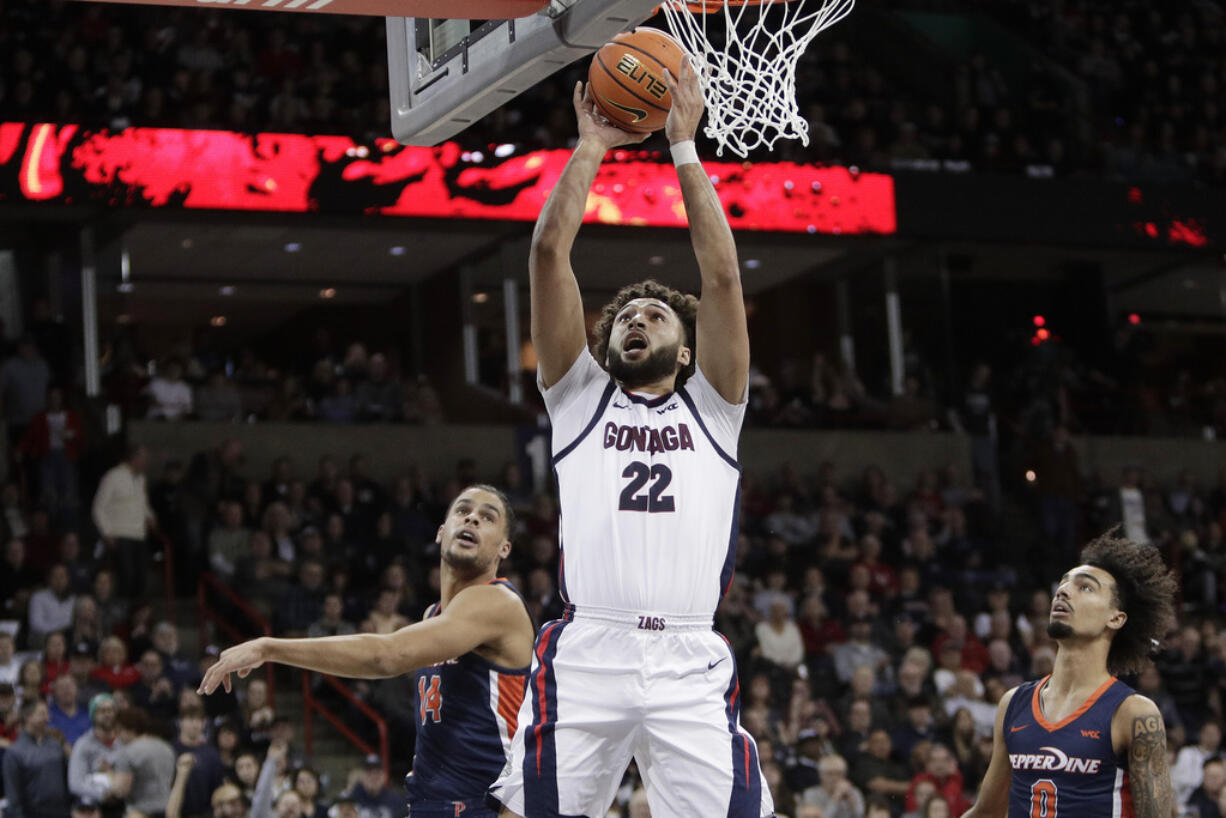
[1080,528,1177,675]
[591,280,700,388]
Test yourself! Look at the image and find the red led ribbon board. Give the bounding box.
[0,123,897,235]
[71,0,550,18]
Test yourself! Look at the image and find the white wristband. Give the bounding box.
[670,140,700,167]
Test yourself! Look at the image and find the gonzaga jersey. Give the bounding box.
[1005,676,1136,818]
[405,579,531,805]
[543,349,744,617]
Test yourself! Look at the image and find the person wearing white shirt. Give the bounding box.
[754,594,805,670]
[0,631,21,684]
[146,360,193,420]
[91,444,156,599]
[1173,720,1222,807]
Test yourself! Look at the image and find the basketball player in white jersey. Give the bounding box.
[489,60,773,818]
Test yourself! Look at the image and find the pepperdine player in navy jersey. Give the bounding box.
[489,60,773,818]
[199,485,535,818]
[962,531,1178,818]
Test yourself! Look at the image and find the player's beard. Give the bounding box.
[607,340,680,389]
[1047,620,1073,639]
[442,542,491,578]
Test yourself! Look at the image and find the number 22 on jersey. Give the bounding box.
[418,675,442,724]
[619,462,674,512]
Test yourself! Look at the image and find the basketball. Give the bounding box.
[589,27,687,133]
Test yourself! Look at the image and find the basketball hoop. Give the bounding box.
[659,0,854,158]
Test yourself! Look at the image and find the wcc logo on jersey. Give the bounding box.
[1009,745,1103,774]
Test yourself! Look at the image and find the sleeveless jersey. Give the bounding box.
[542,349,745,617]
[405,579,531,805]
[1004,675,1136,818]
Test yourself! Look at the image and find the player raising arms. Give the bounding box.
[199,485,534,818]
[963,531,1178,818]
[489,59,773,818]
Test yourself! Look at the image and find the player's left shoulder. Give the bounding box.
[1111,693,1164,752]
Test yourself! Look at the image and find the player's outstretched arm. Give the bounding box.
[962,687,1017,818]
[661,61,747,403]
[1117,695,1174,818]
[531,83,648,388]
[198,585,525,693]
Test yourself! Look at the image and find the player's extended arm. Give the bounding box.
[197,585,522,693]
[532,82,648,388]
[1118,695,1174,818]
[661,62,747,403]
[961,687,1017,818]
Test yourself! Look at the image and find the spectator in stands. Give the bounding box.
[175,705,227,818]
[0,337,52,451]
[834,613,890,684]
[209,501,251,580]
[91,636,140,691]
[18,385,84,523]
[1,540,36,623]
[28,563,76,648]
[802,753,865,817]
[15,659,44,707]
[756,595,805,672]
[0,631,20,684]
[112,707,175,817]
[1187,757,1225,818]
[306,592,355,639]
[851,728,910,811]
[1175,720,1223,808]
[2,699,72,818]
[1030,424,1083,568]
[360,587,409,634]
[277,560,326,636]
[240,678,275,749]
[49,674,90,745]
[153,622,198,691]
[906,743,969,816]
[195,371,243,423]
[42,630,71,692]
[132,650,178,723]
[292,767,326,818]
[92,444,156,599]
[1161,624,1214,734]
[68,693,121,803]
[355,354,401,423]
[147,359,194,420]
[892,696,938,763]
[342,755,401,818]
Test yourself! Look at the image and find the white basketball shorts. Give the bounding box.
[487,605,775,818]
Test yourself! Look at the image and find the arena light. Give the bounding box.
[1127,313,1142,325]
[319,288,337,299]
[210,316,227,327]
[1025,470,1036,483]
[1032,315,1045,327]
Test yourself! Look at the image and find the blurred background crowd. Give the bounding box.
[2,315,1226,817]
[1,0,1225,182]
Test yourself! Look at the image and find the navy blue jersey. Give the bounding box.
[405,579,531,807]
[1005,675,1136,818]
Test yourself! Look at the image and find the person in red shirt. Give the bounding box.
[89,636,140,690]
[906,743,971,816]
[798,593,845,657]
[932,615,990,674]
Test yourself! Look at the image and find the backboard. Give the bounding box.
[386,0,662,146]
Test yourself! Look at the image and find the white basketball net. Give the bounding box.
[659,0,855,158]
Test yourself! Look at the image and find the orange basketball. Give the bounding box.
[589,27,686,134]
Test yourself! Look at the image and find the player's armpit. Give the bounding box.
[382,585,526,673]
[1122,696,1173,818]
[962,687,1017,818]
